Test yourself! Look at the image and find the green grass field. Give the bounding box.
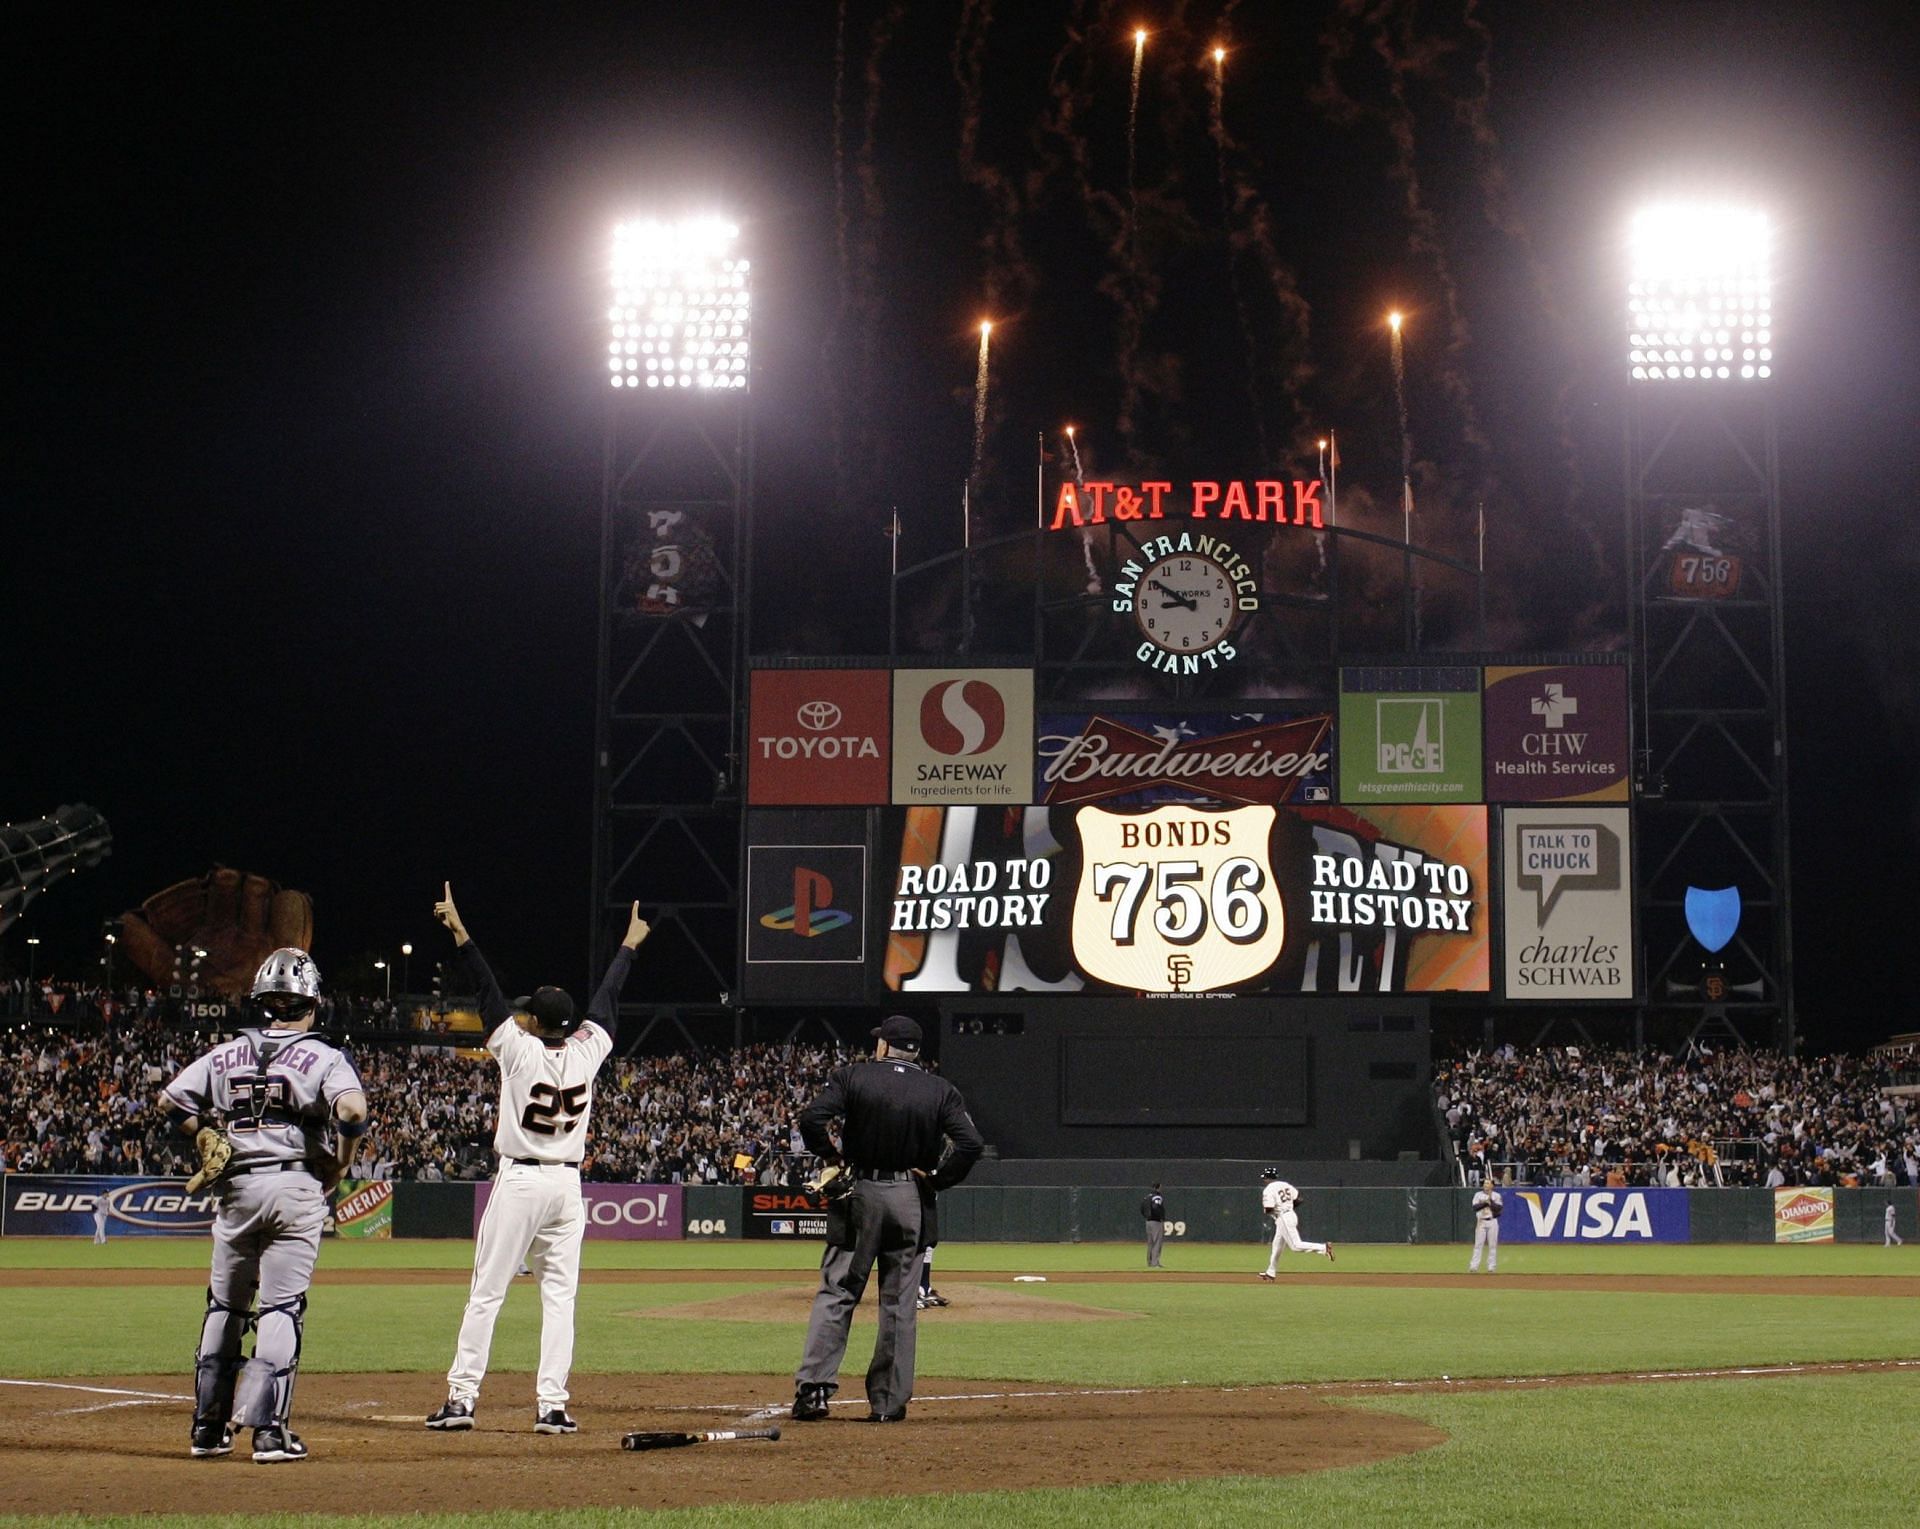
[2,1239,1916,1526]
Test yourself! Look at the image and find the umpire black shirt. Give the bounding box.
[799,1057,984,1190]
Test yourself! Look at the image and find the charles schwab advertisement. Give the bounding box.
[1500,807,1636,1001]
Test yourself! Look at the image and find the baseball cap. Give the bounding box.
[872,1015,923,1052]
[516,986,578,1033]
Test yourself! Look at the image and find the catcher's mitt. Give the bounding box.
[805,1163,854,1202]
[184,1127,234,1193]
[120,867,314,1001]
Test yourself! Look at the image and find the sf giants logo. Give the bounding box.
[1070,805,1285,993]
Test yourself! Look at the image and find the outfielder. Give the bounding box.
[1469,1178,1504,1272]
[425,886,648,1435]
[1258,1169,1333,1279]
[1888,1204,1904,1248]
[162,948,369,1463]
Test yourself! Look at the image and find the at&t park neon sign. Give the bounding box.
[1048,478,1326,530]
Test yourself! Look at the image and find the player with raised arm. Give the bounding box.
[425,884,649,1436]
[163,948,369,1463]
[1257,1168,1334,1279]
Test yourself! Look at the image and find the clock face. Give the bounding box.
[1133,552,1239,653]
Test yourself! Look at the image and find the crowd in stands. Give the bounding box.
[0,1013,852,1185]
[1435,1044,1919,1188]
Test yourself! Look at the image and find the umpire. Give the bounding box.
[791,1015,983,1424]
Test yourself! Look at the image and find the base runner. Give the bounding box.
[1258,1169,1333,1279]
[425,885,649,1435]
[1469,1178,1504,1272]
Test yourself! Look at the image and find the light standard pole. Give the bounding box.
[375,960,390,1004]
[400,943,413,995]
[25,937,40,1010]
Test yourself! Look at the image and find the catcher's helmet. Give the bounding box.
[251,947,322,1001]
[515,985,579,1037]
[1260,1167,1280,1181]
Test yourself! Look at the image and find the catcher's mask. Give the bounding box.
[516,985,579,1038]
[251,948,321,1024]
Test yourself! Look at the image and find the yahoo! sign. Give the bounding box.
[474,1181,684,1241]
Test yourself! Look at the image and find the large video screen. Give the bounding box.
[879,802,1488,996]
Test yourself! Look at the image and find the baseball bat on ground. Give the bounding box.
[621,1427,781,1451]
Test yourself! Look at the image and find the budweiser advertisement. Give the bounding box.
[891,668,1035,805]
[1035,710,1333,808]
[880,802,1488,996]
[747,668,891,806]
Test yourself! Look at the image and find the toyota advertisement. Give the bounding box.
[747,667,891,805]
[473,1182,684,1241]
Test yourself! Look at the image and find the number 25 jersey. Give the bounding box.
[488,1018,613,1164]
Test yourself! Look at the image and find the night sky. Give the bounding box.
[10,2,1917,1051]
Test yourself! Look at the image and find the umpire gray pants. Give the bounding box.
[1145,1220,1164,1267]
[795,1179,923,1415]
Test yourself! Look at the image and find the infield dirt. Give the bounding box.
[0,1372,1443,1515]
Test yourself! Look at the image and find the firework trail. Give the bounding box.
[1390,315,1411,486]
[1127,27,1145,267]
[853,1,908,480]
[973,322,992,484]
[828,0,850,500]
[1065,426,1100,592]
[1207,43,1274,466]
[952,0,1033,315]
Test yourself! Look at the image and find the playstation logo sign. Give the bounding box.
[745,836,868,975]
[758,866,855,937]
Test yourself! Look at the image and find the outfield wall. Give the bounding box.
[4,1175,1914,1246]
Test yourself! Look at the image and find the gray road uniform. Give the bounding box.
[164,1028,365,1437]
[1469,1186,1504,1272]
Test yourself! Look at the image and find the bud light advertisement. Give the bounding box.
[2,1175,220,1237]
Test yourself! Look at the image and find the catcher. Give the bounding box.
[161,948,368,1463]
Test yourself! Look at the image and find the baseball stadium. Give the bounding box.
[8,4,1920,1526]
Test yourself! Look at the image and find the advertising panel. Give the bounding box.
[1501,807,1635,1000]
[743,810,870,1004]
[474,1182,683,1241]
[1,1175,218,1237]
[1338,667,1483,803]
[1483,665,1630,803]
[744,1187,830,1239]
[327,1179,394,1239]
[1774,1188,1834,1243]
[1035,710,1333,808]
[891,668,1035,805]
[746,668,890,806]
[880,802,1488,995]
[1498,1187,1690,1243]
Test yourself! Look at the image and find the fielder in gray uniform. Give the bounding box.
[1469,1179,1504,1272]
[162,949,368,1464]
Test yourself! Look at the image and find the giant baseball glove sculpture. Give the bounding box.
[120,867,315,1001]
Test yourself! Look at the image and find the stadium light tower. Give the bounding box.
[1622,200,1793,1052]
[606,218,751,393]
[591,215,755,1045]
[1627,205,1772,383]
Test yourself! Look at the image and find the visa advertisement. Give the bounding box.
[1500,807,1636,1001]
[1338,667,1483,804]
[1,1175,219,1237]
[1483,664,1630,803]
[1035,710,1334,808]
[475,1182,683,1241]
[1498,1187,1691,1243]
[880,802,1489,996]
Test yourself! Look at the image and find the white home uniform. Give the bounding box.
[442,940,634,1416]
[1888,1205,1904,1247]
[1261,1178,1331,1277]
[1469,1186,1504,1271]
